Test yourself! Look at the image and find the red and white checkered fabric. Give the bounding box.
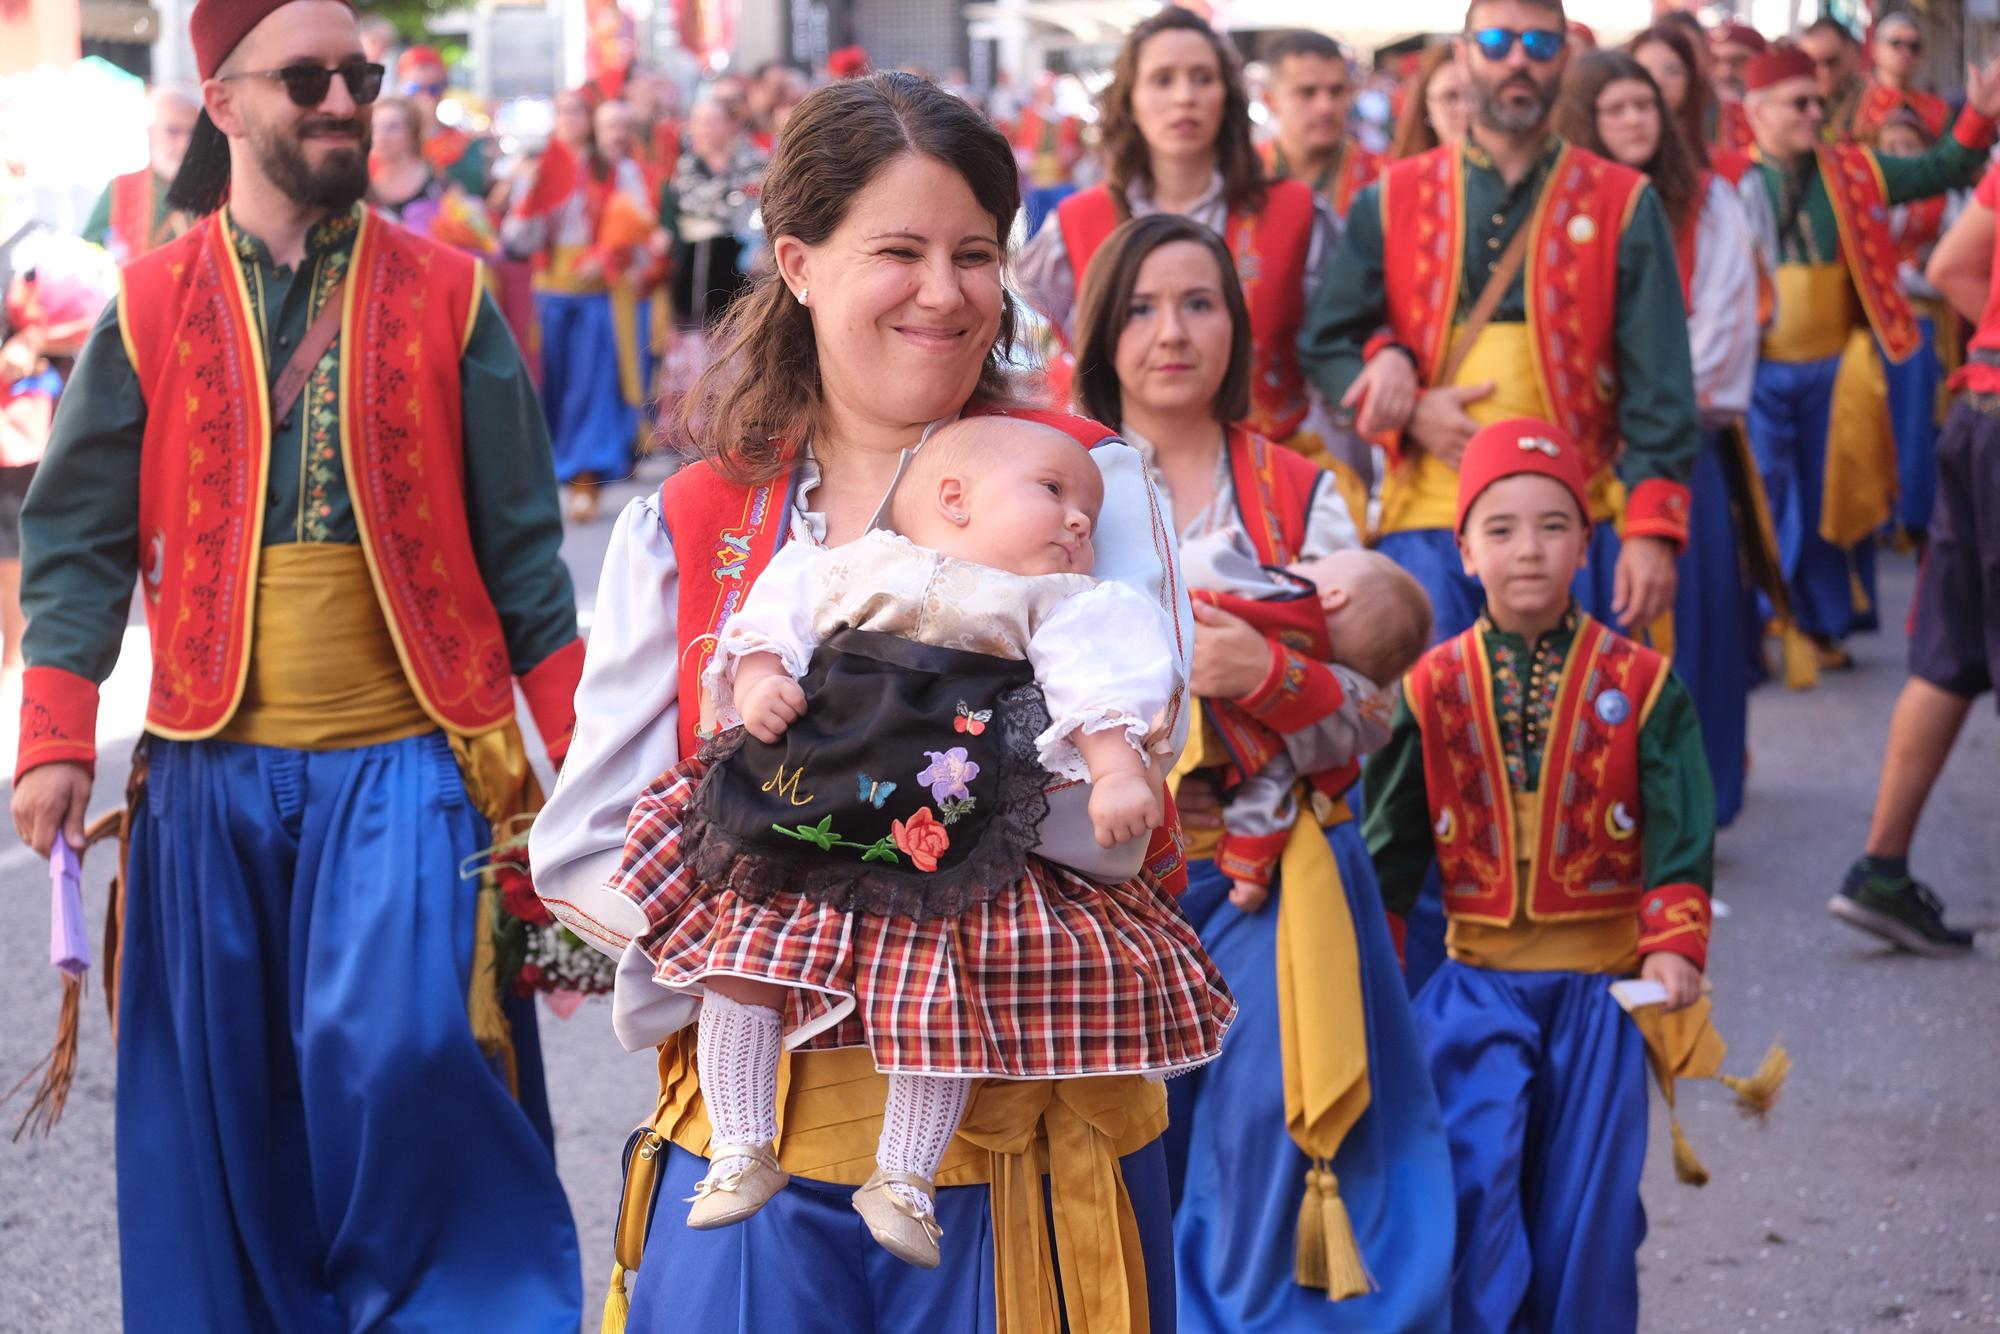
[611,756,1235,1078]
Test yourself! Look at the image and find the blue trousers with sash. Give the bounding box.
[1749,355,1877,640]
[538,289,638,484]
[1673,429,1756,827]
[1369,522,1626,993]
[1412,962,1648,1334]
[1162,825,1454,1333]
[116,733,580,1333]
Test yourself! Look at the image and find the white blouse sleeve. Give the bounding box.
[702,534,825,726]
[1014,209,1077,343]
[1028,581,1184,780]
[1298,465,1363,556]
[1689,178,1759,421]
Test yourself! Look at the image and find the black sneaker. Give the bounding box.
[1827,862,1976,957]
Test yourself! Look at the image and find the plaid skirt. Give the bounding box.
[611,755,1236,1079]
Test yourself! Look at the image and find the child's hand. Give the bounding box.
[1640,952,1703,1013]
[1088,770,1162,849]
[738,674,806,744]
[1228,879,1270,914]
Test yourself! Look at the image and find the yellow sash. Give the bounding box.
[1822,325,1898,552]
[1763,264,1860,364]
[533,242,609,295]
[1623,995,1790,1187]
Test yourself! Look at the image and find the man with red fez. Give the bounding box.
[1258,29,1381,225]
[1708,20,1764,155]
[1011,71,1085,238]
[398,43,496,198]
[9,0,585,1325]
[80,86,201,263]
[1737,42,2000,662]
[1847,11,1952,147]
[1301,0,1699,992]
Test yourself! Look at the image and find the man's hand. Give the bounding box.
[1189,602,1271,700]
[1404,382,1495,470]
[1173,775,1225,832]
[738,673,806,744]
[1088,770,1162,849]
[1640,951,1703,1013]
[1342,350,1419,438]
[1611,534,1678,630]
[1964,55,2000,121]
[12,762,92,858]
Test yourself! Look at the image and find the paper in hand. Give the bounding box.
[49,836,88,979]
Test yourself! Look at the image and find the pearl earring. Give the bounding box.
[951,511,967,524]
[796,287,809,305]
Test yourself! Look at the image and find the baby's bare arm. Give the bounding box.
[1076,729,1162,849]
[734,652,807,744]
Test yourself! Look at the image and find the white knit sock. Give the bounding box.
[697,990,782,1177]
[875,1073,971,1218]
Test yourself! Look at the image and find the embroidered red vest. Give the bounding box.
[1406,615,1668,925]
[1056,180,1318,439]
[1850,81,1949,145]
[656,408,1189,891]
[120,209,515,740]
[1815,143,1922,363]
[1380,144,1642,481]
[108,169,166,264]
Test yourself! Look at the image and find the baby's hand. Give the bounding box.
[738,674,806,744]
[1228,879,1270,914]
[1639,951,1704,1013]
[1088,770,1162,849]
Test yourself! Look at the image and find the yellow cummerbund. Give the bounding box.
[1446,790,1639,974]
[216,543,436,750]
[532,242,610,296]
[1762,263,1860,364]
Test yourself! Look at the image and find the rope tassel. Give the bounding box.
[1720,1040,1791,1124]
[600,1262,631,1333]
[1295,1162,1373,1300]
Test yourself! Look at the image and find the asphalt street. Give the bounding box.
[0,462,1994,1333]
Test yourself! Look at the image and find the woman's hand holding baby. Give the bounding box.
[734,653,807,743]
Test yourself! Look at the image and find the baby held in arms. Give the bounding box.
[606,414,1233,1270]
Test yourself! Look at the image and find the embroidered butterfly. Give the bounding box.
[953,701,992,736]
[857,775,898,808]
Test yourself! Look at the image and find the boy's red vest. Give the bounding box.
[657,407,1186,891]
[1405,614,1709,963]
[1380,143,1643,483]
[122,210,511,739]
[1056,180,1317,440]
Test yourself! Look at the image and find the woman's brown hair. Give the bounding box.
[1627,23,1715,168]
[369,96,426,161]
[1072,213,1250,431]
[1388,44,1458,160]
[671,72,1021,483]
[1554,50,1703,237]
[1096,8,1266,217]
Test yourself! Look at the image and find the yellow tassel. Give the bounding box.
[1720,1040,1791,1124]
[600,1262,631,1334]
[1294,1164,1371,1300]
[1849,568,1871,616]
[467,873,517,1097]
[1669,1117,1710,1186]
[1779,622,1820,691]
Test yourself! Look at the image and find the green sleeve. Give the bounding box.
[1362,686,1436,917]
[460,288,580,674]
[19,301,142,682]
[80,183,115,248]
[1611,185,1699,491]
[1297,180,1387,407]
[444,138,495,198]
[1876,124,1990,205]
[1638,671,1715,892]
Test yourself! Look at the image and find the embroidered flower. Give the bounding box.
[917,747,979,804]
[890,807,950,873]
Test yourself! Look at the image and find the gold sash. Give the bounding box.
[1444,791,1639,974]
[1763,264,1861,363]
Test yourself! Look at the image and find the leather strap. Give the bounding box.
[1438,220,1533,389]
[270,276,347,424]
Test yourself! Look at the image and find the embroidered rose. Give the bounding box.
[891,807,951,873]
[917,747,980,804]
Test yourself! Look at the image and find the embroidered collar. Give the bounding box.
[225,203,363,270]
[1459,133,1564,177]
[1478,601,1579,647]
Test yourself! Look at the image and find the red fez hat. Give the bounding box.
[1744,45,1815,93]
[1455,418,1591,533]
[1712,20,1768,53]
[827,45,870,79]
[398,44,446,77]
[192,0,355,82]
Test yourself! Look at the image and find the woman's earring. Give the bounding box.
[796,287,809,306]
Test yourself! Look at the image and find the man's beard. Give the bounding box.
[250,114,372,211]
[1474,69,1557,135]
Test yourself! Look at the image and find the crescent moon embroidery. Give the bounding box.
[1606,801,1637,840]
[1434,807,1457,843]
[143,533,165,589]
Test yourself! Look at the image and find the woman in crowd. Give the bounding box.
[529,72,1193,1333]
[1557,50,1770,827]
[1631,22,1753,182]
[662,95,766,334]
[1072,210,1453,1333]
[1386,44,1471,160]
[1015,7,1338,477]
[367,96,444,223]
[503,89,655,522]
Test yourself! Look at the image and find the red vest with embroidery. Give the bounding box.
[120,210,512,739]
[1850,81,1950,145]
[1406,615,1668,926]
[1815,144,1922,362]
[1380,144,1642,481]
[108,170,163,264]
[1056,180,1317,440]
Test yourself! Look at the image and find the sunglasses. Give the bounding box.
[1469,27,1567,63]
[1786,94,1828,115]
[221,60,385,108]
[403,79,448,98]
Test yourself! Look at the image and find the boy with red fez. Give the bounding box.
[1363,418,1716,1333]
[1737,42,2000,662]
[9,0,584,1326]
[80,86,200,263]
[1259,30,1382,224]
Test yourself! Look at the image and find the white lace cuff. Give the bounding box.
[1035,708,1153,782]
